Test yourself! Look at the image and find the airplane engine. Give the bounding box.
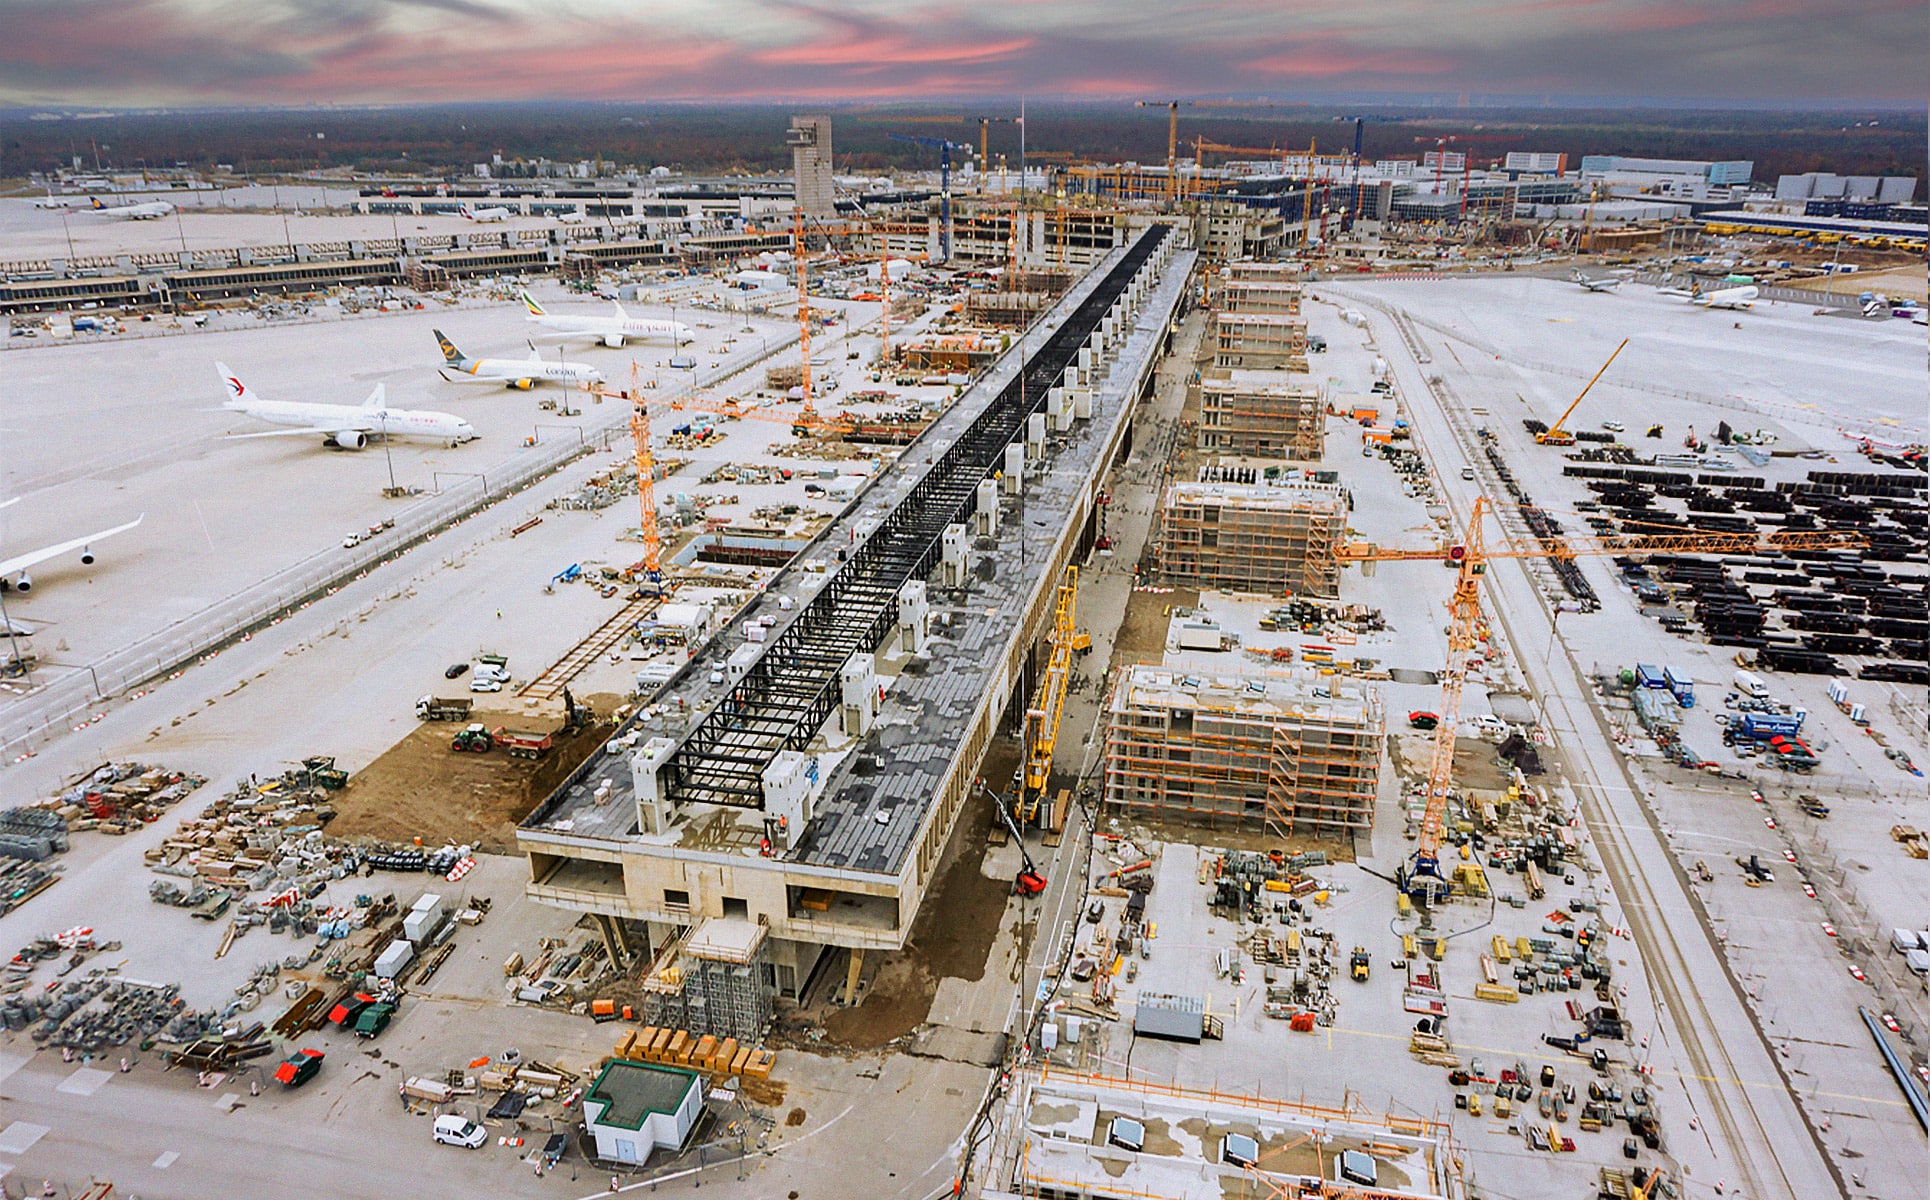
[510,379,534,390]
[334,430,368,450]
[603,334,624,348]
[4,573,30,593]
[80,550,95,565]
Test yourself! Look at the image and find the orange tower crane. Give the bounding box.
[578,363,663,590]
[748,214,873,427]
[1136,99,1183,207]
[1334,498,1866,902]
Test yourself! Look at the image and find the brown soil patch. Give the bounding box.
[1109,585,1200,672]
[1389,731,1512,794]
[816,742,1017,1050]
[784,1108,807,1127]
[329,702,616,853]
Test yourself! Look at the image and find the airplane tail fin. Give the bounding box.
[433,329,465,365]
[362,383,387,410]
[459,204,473,219]
[91,197,105,210]
[528,342,543,362]
[520,290,547,316]
[214,362,249,407]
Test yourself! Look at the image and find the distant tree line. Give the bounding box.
[0,102,1919,185]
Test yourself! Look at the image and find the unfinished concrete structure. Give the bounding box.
[1219,276,1303,316]
[1212,311,1309,371]
[1196,369,1324,460]
[1103,666,1384,840]
[519,230,1196,1007]
[1155,480,1344,598]
[787,115,836,218]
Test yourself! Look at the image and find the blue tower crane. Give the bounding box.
[888,133,970,262]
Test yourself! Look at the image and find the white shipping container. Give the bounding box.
[374,939,415,979]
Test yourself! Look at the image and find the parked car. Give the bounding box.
[469,678,503,693]
[1407,711,1440,730]
[444,663,470,680]
[433,1114,489,1149]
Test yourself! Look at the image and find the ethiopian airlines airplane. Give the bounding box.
[519,290,692,348]
[434,330,603,389]
[91,197,175,220]
[216,363,476,450]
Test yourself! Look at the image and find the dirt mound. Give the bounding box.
[328,710,613,853]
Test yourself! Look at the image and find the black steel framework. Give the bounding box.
[661,226,1168,808]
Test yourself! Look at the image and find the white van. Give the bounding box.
[1892,929,1924,954]
[1733,670,1770,699]
[433,1114,488,1148]
[1907,948,1930,978]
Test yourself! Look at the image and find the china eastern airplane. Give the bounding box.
[1690,282,1759,310]
[0,498,144,594]
[215,363,477,449]
[434,330,603,389]
[90,196,175,220]
[519,290,692,348]
[460,203,511,223]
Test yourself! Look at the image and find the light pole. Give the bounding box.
[381,429,398,494]
[0,589,30,685]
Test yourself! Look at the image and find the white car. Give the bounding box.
[1601,420,1625,433]
[433,1114,488,1149]
[469,678,503,693]
[1465,715,1511,739]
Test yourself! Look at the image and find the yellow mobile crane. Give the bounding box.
[1537,337,1630,446]
[1017,565,1083,828]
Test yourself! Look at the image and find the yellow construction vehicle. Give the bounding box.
[1017,566,1081,828]
[1537,337,1629,446]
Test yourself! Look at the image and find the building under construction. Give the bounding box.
[1196,370,1324,460]
[519,230,1196,1005]
[1103,665,1384,839]
[1219,276,1303,316]
[1212,311,1309,372]
[1155,480,1345,598]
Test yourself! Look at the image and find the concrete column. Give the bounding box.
[1051,386,1074,432]
[1063,365,1080,390]
[1003,442,1025,493]
[975,477,1000,535]
[840,654,878,737]
[844,948,865,1005]
[631,736,679,835]
[898,580,929,654]
[1073,388,1094,420]
[1027,412,1046,457]
[592,912,633,969]
[940,522,969,587]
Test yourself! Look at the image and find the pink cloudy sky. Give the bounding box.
[0,0,1918,106]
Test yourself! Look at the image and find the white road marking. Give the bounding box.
[0,1122,50,1155]
[55,1067,111,1097]
[154,1150,180,1169]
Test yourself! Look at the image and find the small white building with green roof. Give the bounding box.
[580,1059,705,1165]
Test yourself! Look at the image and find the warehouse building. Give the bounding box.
[1195,371,1324,461]
[1103,666,1384,839]
[1155,480,1344,598]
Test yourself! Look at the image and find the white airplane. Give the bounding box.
[520,290,692,348]
[460,203,511,223]
[90,196,175,220]
[0,498,144,594]
[434,330,603,389]
[553,211,584,224]
[34,193,85,210]
[1570,270,1623,293]
[215,363,477,449]
[1690,282,1759,310]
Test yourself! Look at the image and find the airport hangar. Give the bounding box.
[518,226,1193,998]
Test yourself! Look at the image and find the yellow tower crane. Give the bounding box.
[1334,499,1865,903]
[1018,565,1084,828]
[578,363,663,590]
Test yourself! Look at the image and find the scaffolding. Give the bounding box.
[1196,372,1325,461]
[1155,481,1344,598]
[635,918,772,1042]
[1102,666,1383,839]
[1212,312,1309,372]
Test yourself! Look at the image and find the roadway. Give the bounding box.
[1338,287,1844,1200]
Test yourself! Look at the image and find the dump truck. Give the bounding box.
[416,695,474,722]
[492,727,554,760]
[1350,946,1371,982]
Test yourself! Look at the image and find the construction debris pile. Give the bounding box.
[548,465,638,511]
[0,762,207,917]
[8,969,205,1053]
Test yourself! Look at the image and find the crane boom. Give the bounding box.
[1020,565,1080,826]
[1336,498,1867,901]
[1538,337,1629,445]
